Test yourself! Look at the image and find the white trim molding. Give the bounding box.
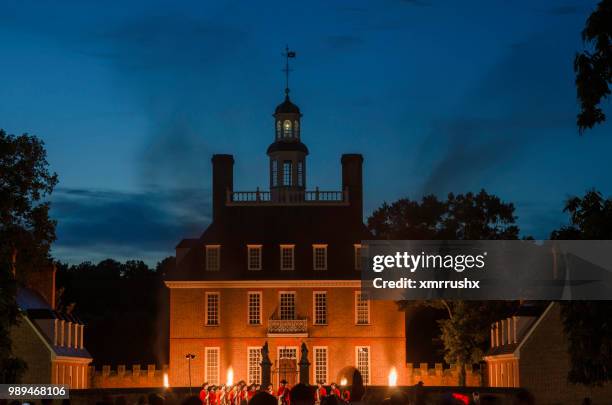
[166,280,361,289]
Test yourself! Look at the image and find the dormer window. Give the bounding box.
[283,120,292,138]
[206,245,220,271]
[280,245,295,270]
[313,244,328,271]
[247,245,262,270]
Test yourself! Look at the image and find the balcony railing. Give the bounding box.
[267,319,308,336]
[227,187,349,206]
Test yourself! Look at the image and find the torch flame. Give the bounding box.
[388,367,397,387]
[340,378,347,386]
[163,372,169,388]
[227,366,234,386]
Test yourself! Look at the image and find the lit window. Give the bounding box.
[313,347,328,384]
[206,292,220,326]
[205,347,220,385]
[280,245,295,270]
[354,244,362,270]
[248,292,262,325]
[271,160,278,187]
[297,161,304,187]
[248,347,262,384]
[279,292,296,320]
[283,120,292,137]
[313,244,327,271]
[313,292,327,325]
[355,292,370,325]
[356,346,370,384]
[206,245,220,271]
[248,245,262,270]
[283,161,292,186]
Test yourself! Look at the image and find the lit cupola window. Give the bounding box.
[283,120,292,137]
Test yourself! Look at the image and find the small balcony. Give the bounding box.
[226,187,349,206]
[267,319,308,337]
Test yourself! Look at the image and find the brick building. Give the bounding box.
[11,267,92,388]
[484,302,612,403]
[165,88,407,388]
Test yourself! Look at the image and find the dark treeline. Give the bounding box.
[55,257,174,367]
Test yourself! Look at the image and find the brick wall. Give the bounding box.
[169,285,411,387]
[405,363,481,387]
[89,364,168,388]
[519,303,612,404]
[11,315,52,384]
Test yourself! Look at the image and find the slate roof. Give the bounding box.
[16,287,91,359]
[168,203,370,281]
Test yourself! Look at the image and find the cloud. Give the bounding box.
[325,35,365,50]
[547,5,584,16]
[397,0,431,6]
[51,187,211,265]
[417,29,577,197]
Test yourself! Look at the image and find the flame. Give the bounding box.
[227,366,234,386]
[388,367,398,387]
[163,372,170,388]
[340,378,347,386]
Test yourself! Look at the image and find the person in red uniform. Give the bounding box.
[315,382,327,404]
[217,385,225,405]
[330,384,341,398]
[341,389,350,404]
[209,386,218,405]
[200,383,210,405]
[228,385,236,405]
[277,380,290,405]
[240,383,249,405]
[247,385,257,402]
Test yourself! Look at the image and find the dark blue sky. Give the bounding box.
[1,0,611,265]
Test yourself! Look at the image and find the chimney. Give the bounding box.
[26,264,57,310]
[212,154,234,222]
[341,154,363,222]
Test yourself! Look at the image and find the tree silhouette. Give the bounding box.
[368,190,518,385]
[551,190,612,391]
[0,129,57,382]
[575,0,612,133]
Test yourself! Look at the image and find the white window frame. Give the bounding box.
[279,291,297,320]
[205,292,220,326]
[206,245,221,271]
[205,347,220,385]
[313,346,328,385]
[313,291,328,325]
[354,244,362,270]
[312,244,328,271]
[247,347,262,385]
[280,244,295,271]
[247,244,262,271]
[247,291,262,325]
[354,291,370,325]
[355,346,371,385]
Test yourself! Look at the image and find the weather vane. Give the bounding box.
[282,45,296,96]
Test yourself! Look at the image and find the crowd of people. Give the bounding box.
[197,380,352,405]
